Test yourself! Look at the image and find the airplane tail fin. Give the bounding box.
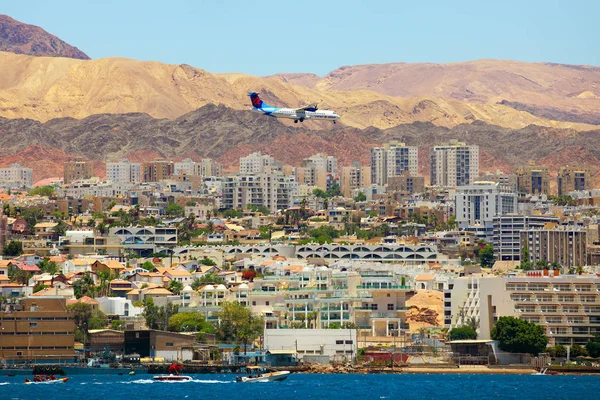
[249,92,270,109]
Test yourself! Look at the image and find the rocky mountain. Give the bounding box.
[0,51,596,132]
[272,60,600,125]
[0,15,89,60]
[0,105,598,184]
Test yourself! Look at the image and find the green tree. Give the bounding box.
[165,202,185,217]
[21,208,44,234]
[520,244,532,271]
[223,209,242,219]
[33,283,49,293]
[141,261,155,271]
[67,302,93,342]
[168,279,184,295]
[73,272,96,299]
[3,240,23,257]
[326,183,341,198]
[354,191,367,202]
[216,301,263,354]
[570,343,588,358]
[312,188,328,199]
[548,344,567,358]
[168,311,215,332]
[491,316,548,355]
[38,258,60,275]
[29,186,55,197]
[246,204,270,216]
[200,257,217,266]
[478,244,496,267]
[585,334,600,358]
[54,218,68,237]
[193,272,224,288]
[8,264,30,285]
[111,320,126,331]
[449,327,477,341]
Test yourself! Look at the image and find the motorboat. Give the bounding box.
[153,374,192,382]
[236,366,290,383]
[531,368,548,375]
[25,377,69,384]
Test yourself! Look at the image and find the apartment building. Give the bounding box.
[445,275,600,346]
[0,164,33,188]
[520,227,587,268]
[64,159,95,184]
[455,182,518,240]
[516,162,549,195]
[387,172,425,196]
[557,166,592,196]
[239,152,281,174]
[370,143,418,186]
[109,226,178,256]
[142,160,175,182]
[222,173,298,213]
[198,158,223,177]
[340,164,371,198]
[430,140,479,187]
[0,297,75,364]
[492,215,559,261]
[106,159,141,184]
[303,153,338,176]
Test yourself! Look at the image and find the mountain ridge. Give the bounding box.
[0,14,89,60]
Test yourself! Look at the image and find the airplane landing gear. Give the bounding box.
[333,120,337,124]
[299,118,304,122]
[294,120,298,123]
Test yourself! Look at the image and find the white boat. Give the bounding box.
[531,368,548,375]
[25,377,69,385]
[153,374,192,382]
[236,366,290,383]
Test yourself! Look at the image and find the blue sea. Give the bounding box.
[1,373,599,400]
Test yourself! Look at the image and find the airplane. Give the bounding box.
[249,92,340,124]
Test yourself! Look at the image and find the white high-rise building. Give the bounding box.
[455,181,517,241]
[223,173,298,213]
[430,140,479,187]
[174,158,196,176]
[0,164,33,188]
[105,159,141,184]
[303,153,338,176]
[198,158,223,177]
[239,152,281,174]
[370,143,418,186]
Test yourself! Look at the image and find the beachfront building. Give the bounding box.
[264,329,357,362]
[445,274,600,346]
[370,143,418,186]
[0,297,75,364]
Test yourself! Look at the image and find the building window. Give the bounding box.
[336,340,344,345]
[166,342,174,347]
[266,301,270,306]
[252,301,256,306]
[345,340,353,345]
[387,304,394,311]
[29,322,38,328]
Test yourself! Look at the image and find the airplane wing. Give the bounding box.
[294,104,318,112]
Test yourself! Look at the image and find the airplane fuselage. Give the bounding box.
[252,106,340,122]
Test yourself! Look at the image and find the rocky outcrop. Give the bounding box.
[0,14,89,59]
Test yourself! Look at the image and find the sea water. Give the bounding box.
[1,373,599,400]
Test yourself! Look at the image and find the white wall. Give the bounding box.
[264,329,357,359]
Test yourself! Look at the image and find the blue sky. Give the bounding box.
[3,0,598,76]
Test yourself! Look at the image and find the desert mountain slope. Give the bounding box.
[1,105,598,183]
[0,14,89,60]
[0,51,596,131]
[272,60,600,124]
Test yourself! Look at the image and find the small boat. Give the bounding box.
[236,366,290,383]
[532,368,548,376]
[153,374,192,382]
[25,377,69,385]
[129,370,136,376]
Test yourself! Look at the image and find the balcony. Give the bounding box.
[356,285,411,290]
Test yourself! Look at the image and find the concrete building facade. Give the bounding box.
[430,140,479,187]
